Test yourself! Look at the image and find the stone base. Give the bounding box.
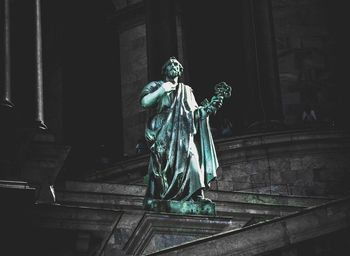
[144,198,216,216]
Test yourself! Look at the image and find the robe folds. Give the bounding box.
[141,81,218,201]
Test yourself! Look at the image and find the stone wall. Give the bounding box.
[214,130,350,197]
[84,129,350,198]
[271,0,336,126]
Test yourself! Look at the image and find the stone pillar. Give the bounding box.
[243,0,284,130]
[1,0,13,108]
[0,0,15,178]
[145,0,186,81]
[34,0,47,129]
[114,1,187,155]
[116,1,148,156]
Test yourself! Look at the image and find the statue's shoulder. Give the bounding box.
[144,80,163,90]
[140,80,163,99]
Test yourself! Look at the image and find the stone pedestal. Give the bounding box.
[144,198,216,216]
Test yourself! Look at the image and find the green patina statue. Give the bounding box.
[140,57,231,214]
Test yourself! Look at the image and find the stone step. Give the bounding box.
[59,180,332,205]
[56,190,303,218]
[31,204,122,232]
[23,203,123,256]
[148,196,350,256]
[84,154,149,183]
[55,181,333,218]
[205,189,332,207]
[30,204,249,256]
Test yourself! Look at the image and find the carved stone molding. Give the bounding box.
[124,212,246,255]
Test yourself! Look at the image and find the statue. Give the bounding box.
[140,57,231,205]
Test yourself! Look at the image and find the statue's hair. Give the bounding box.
[161,56,184,77]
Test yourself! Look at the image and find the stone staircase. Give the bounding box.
[22,129,350,255]
[24,174,346,255]
[148,196,350,256]
[26,180,330,255]
[55,180,332,218]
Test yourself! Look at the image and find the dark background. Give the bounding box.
[4,0,345,180]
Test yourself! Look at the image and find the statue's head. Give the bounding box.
[161,57,184,79]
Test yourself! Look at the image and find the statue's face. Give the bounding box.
[164,59,182,79]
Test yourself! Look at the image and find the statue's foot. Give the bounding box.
[192,194,212,203]
[199,197,212,203]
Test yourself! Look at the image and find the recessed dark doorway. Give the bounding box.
[183,0,246,136]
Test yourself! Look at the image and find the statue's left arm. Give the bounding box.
[195,95,224,120]
[195,81,231,120]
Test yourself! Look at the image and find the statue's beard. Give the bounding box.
[166,69,181,79]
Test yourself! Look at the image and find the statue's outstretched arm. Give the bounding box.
[196,81,232,120]
[197,96,224,120]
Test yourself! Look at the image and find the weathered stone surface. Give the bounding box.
[85,130,350,197]
[271,0,336,126]
[25,204,122,256]
[123,212,242,255]
[84,151,149,183]
[32,204,122,232]
[26,179,337,256]
[64,130,349,255]
[64,180,146,196]
[216,130,350,196]
[56,180,330,218]
[109,211,144,251]
[150,196,350,256]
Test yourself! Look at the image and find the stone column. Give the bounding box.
[116,0,187,155]
[1,0,14,108]
[145,0,185,81]
[34,0,47,129]
[243,0,284,130]
[0,0,15,178]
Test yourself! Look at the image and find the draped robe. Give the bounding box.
[141,81,218,201]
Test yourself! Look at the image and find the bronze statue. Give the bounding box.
[140,57,231,203]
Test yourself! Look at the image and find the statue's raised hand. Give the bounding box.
[210,95,224,109]
[200,81,231,116]
[161,81,177,93]
[214,82,232,99]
